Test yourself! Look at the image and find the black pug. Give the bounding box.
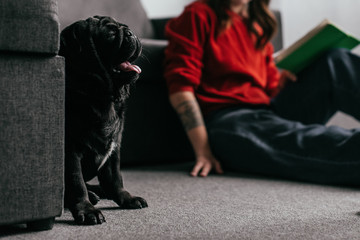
[59,16,147,225]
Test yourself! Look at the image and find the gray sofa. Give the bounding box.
[0,0,65,231]
[60,0,283,167]
[3,1,360,239]
[0,0,282,231]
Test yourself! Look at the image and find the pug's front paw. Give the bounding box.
[71,200,106,225]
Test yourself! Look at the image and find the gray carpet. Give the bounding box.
[1,163,360,240]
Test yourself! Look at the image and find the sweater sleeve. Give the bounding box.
[164,5,211,95]
[264,43,281,97]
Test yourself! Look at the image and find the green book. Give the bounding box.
[274,19,360,73]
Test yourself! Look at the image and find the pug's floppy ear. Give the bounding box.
[59,21,88,57]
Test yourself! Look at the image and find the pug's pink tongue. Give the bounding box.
[119,61,141,73]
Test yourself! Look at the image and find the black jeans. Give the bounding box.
[206,48,360,186]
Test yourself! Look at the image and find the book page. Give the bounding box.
[274,19,330,62]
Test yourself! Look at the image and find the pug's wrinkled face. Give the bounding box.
[59,15,142,89]
[91,16,142,78]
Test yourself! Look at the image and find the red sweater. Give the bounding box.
[164,1,280,116]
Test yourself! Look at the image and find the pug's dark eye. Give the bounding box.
[125,30,133,37]
[104,23,119,42]
[106,31,116,42]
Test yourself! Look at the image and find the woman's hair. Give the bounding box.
[206,0,277,49]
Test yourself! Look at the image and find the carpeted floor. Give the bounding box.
[1,162,360,240]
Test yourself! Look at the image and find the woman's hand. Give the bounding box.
[278,70,297,92]
[190,151,224,177]
[278,70,297,91]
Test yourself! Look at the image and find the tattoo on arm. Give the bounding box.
[175,100,204,131]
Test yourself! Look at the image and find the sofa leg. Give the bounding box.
[27,217,55,231]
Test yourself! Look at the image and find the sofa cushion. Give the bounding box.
[0,0,60,54]
[58,0,154,39]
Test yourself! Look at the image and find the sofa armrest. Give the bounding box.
[135,38,168,83]
[271,10,283,52]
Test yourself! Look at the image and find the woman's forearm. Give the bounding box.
[170,91,204,131]
[169,91,210,157]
